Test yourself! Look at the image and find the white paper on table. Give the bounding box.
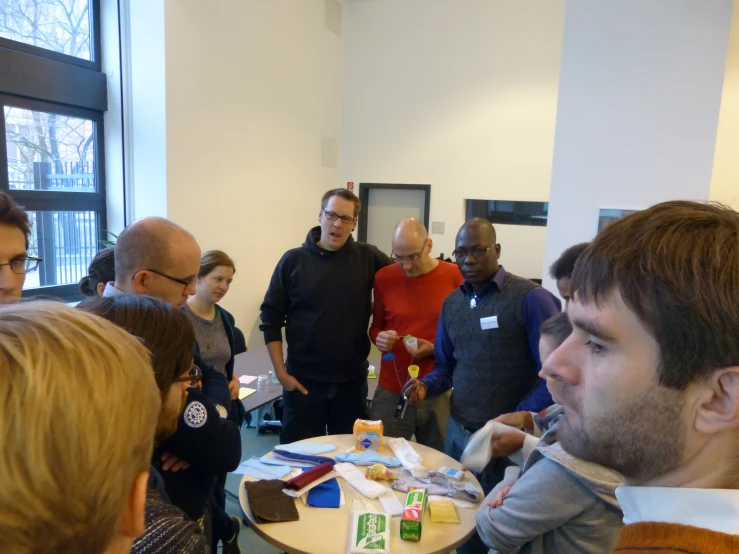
[239,375,257,385]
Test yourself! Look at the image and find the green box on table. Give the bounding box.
[400,488,428,541]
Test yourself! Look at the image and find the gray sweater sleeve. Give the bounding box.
[475,457,594,553]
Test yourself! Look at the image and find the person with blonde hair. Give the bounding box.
[0,301,161,554]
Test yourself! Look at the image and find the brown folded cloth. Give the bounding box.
[284,461,334,491]
[244,480,299,524]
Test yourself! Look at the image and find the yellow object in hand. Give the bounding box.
[428,500,460,523]
[408,365,419,379]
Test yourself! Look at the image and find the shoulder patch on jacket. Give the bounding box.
[184,401,208,428]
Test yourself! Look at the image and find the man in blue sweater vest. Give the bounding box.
[405,218,560,554]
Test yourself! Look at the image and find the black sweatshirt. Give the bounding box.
[260,227,392,383]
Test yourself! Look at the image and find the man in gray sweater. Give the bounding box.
[476,404,623,554]
[476,314,623,554]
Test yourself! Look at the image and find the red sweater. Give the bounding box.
[615,522,739,553]
[369,261,463,394]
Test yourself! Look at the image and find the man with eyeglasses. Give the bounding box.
[105,217,241,552]
[261,188,392,443]
[0,192,41,303]
[369,218,462,450]
[404,218,560,554]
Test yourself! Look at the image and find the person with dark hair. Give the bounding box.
[78,295,208,554]
[475,312,623,554]
[185,250,243,554]
[260,188,392,443]
[548,242,589,307]
[0,191,39,304]
[541,201,739,553]
[403,218,561,554]
[80,248,116,297]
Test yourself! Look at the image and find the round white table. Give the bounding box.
[239,434,482,554]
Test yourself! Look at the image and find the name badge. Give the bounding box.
[480,316,499,330]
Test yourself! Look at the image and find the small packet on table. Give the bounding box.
[365,463,395,481]
[428,500,460,523]
[347,499,390,554]
[354,419,384,451]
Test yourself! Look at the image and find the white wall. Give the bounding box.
[162,0,344,347]
[711,0,739,209]
[340,0,565,280]
[126,0,168,220]
[543,0,733,296]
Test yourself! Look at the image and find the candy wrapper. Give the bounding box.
[365,463,395,482]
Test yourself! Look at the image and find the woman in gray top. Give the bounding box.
[185,250,243,554]
[185,250,239,399]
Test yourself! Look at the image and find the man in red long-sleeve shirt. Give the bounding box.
[369,218,463,450]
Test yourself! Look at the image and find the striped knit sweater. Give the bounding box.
[131,486,208,554]
[614,522,739,553]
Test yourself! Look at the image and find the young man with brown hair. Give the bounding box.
[0,191,38,303]
[541,201,739,553]
[261,188,392,443]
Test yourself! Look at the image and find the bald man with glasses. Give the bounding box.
[369,218,463,450]
[105,217,241,548]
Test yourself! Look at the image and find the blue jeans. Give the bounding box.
[445,415,510,554]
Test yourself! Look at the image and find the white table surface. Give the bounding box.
[239,434,482,554]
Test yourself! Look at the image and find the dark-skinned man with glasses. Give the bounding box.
[0,192,41,303]
[103,217,242,553]
[369,218,462,451]
[403,218,560,554]
[260,188,392,443]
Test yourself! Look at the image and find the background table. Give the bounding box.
[239,434,482,554]
[233,348,382,417]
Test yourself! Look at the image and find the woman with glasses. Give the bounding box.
[79,294,242,554]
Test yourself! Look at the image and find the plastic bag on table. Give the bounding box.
[346,499,391,554]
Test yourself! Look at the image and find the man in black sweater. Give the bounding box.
[260,188,392,443]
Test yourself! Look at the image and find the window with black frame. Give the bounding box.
[0,0,107,301]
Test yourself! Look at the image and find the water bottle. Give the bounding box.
[269,369,279,385]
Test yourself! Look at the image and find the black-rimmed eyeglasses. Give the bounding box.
[0,257,42,275]
[323,210,356,225]
[174,365,203,387]
[452,245,495,261]
[140,268,195,290]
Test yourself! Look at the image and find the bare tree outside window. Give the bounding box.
[0,0,91,60]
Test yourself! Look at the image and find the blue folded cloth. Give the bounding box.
[272,449,336,467]
[259,454,315,468]
[279,442,337,455]
[306,477,341,508]
[335,451,401,467]
[235,457,292,480]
